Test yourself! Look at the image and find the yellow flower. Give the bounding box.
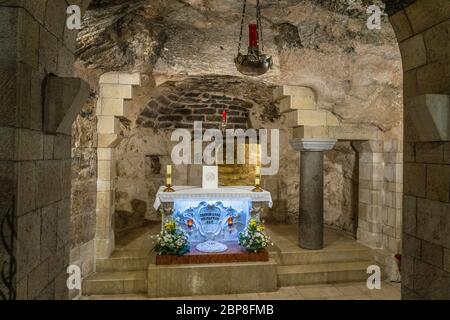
[164,220,176,231]
[257,225,265,232]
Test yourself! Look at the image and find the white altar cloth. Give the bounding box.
[153,186,273,210]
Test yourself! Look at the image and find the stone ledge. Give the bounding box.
[405,94,450,142]
[273,85,315,102]
[99,72,141,86]
[43,76,90,135]
[292,124,379,141]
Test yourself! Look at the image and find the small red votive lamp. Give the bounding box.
[228,217,234,227]
[187,219,194,228]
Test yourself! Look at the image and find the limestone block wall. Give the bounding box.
[95,72,141,260]
[352,140,403,255]
[138,93,252,130]
[389,0,450,299]
[0,0,92,300]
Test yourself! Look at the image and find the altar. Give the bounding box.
[153,186,273,254]
[149,186,277,297]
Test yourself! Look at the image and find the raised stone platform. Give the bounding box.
[148,260,278,298]
[83,223,374,298]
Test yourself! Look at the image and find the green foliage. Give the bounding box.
[153,219,190,256]
[239,218,273,253]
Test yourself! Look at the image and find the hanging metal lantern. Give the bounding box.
[235,0,273,76]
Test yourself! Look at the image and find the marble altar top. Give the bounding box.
[153,186,273,210]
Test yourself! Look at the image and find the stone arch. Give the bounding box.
[95,72,141,260]
[387,0,450,299]
[135,75,275,131]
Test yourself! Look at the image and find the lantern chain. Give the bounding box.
[237,0,247,54]
[257,0,264,52]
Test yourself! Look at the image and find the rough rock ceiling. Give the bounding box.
[77,0,403,131]
[77,0,394,73]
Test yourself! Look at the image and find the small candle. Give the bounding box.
[255,165,261,175]
[222,110,227,122]
[249,23,259,48]
[228,217,234,227]
[166,165,172,185]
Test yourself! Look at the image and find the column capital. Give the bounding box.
[290,138,337,152]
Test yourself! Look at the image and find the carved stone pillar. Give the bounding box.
[290,139,337,250]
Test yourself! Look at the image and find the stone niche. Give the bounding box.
[324,141,359,236]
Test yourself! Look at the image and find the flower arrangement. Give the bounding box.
[239,218,273,253]
[153,218,190,256]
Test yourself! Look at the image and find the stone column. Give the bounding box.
[290,139,337,250]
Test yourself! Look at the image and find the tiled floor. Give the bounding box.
[87,281,401,300]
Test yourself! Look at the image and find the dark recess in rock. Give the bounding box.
[273,23,303,50]
[381,0,417,15]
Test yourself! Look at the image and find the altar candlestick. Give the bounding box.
[253,165,263,192]
[164,165,175,192]
[256,165,261,184]
[167,165,172,185]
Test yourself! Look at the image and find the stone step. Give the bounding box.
[96,256,149,272]
[83,271,147,295]
[111,248,152,258]
[277,261,371,286]
[270,248,372,265]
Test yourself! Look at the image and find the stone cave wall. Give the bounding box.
[69,94,97,297]
[74,0,404,247]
